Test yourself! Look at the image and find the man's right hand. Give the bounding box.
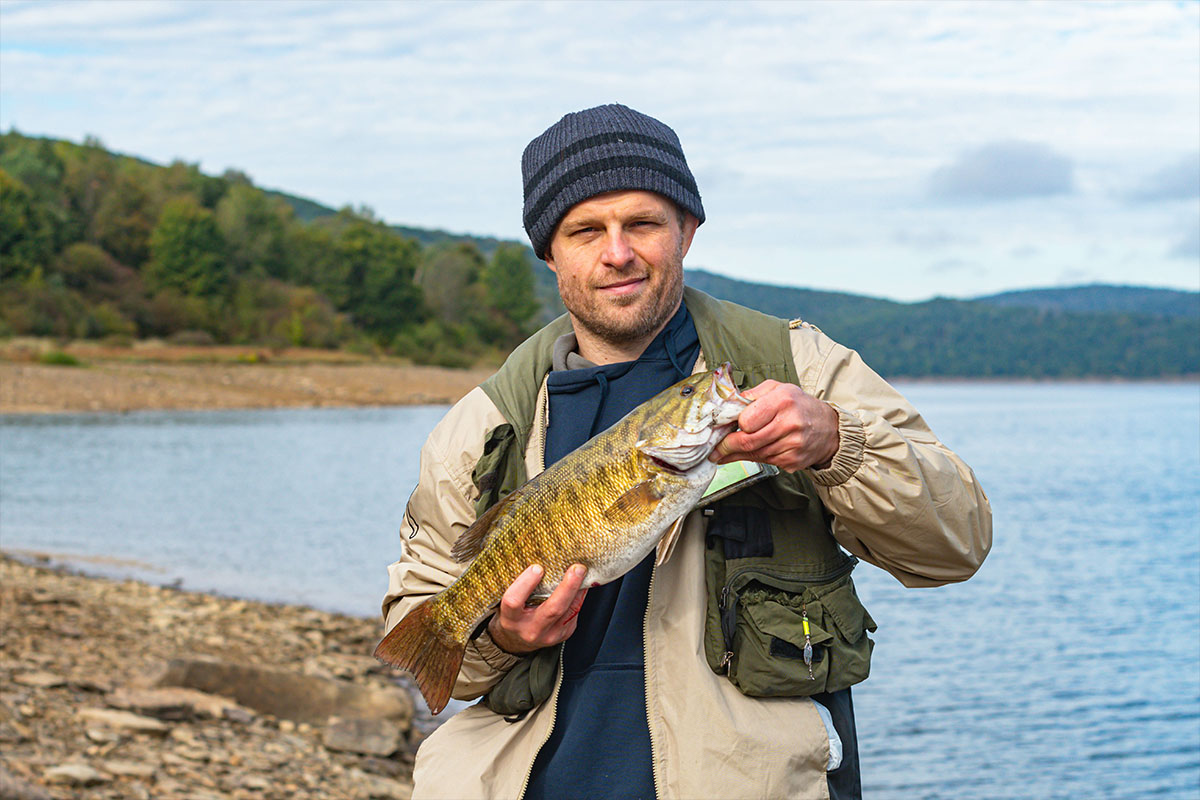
[487,563,589,655]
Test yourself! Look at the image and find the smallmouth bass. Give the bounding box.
[374,363,751,714]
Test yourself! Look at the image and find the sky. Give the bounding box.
[1,0,1197,302]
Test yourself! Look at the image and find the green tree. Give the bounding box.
[417,242,486,322]
[484,243,540,338]
[331,218,424,342]
[154,160,229,211]
[60,135,115,244]
[144,196,229,297]
[0,169,56,281]
[54,242,123,292]
[215,182,291,279]
[93,169,154,266]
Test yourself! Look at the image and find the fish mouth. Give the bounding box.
[646,454,686,475]
[708,363,749,424]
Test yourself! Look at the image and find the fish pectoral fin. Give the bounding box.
[603,479,665,526]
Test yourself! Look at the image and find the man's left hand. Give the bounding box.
[710,380,840,472]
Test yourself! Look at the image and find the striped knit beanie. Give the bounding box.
[521,104,705,260]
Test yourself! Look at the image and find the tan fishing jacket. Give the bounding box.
[382,301,992,800]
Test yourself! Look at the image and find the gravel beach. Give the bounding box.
[0,554,424,800]
[0,341,494,414]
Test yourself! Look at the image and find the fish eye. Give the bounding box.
[680,386,694,396]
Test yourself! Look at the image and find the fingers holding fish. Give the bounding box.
[712,381,839,472]
[488,563,589,655]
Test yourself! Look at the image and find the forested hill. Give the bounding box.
[684,269,1198,378]
[973,285,1198,318]
[1,132,542,367]
[2,132,1196,377]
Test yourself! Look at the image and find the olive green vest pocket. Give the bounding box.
[718,571,876,697]
[703,489,876,698]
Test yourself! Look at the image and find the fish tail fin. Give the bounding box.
[374,598,465,716]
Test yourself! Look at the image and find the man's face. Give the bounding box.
[545,190,698,349]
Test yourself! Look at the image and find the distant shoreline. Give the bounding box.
[1,338,1194,415]
[890,374,1198,384]
[0,339,495,414]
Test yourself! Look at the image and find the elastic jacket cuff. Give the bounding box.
[469,625,524,672]
[809,403,866,487]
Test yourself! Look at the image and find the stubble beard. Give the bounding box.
[558,243,685,348]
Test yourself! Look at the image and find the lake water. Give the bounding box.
[1,382,1197,799]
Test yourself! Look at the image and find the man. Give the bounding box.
[382,104,991,800]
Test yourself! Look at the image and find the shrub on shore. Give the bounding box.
[37,349,82,366]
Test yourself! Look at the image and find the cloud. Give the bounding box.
[1056,268,1097,285]
[1127,152,1200,203]
[892,229,975,249]
[926,258,985,276]
[1169,224,1200,260]
[928,141,1074,201]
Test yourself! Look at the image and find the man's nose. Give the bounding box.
[600,230,635,267]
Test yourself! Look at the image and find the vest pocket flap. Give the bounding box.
[740,588,833,648]
[818,581,877,645]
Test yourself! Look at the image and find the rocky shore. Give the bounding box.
[0,554,425,800]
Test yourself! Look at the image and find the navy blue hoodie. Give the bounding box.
[524,303,699,800]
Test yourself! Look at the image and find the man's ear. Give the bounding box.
[680,213,699,259]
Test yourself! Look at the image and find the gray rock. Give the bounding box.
[106,686,252,722]
[43,763,109,786]
[12,672,65,689]
[0,722,30,744]
[238,774,271,791]
[347,768,414,800]
[157,657,413,726]
[68,675,114,693]
[0,766,52,800]
[76,708,169,734]
[100,759,157,779]
[84,727,120,743]
[323,717,403,757]
[359,757,406,778]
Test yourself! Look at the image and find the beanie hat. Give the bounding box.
[522,104,705,260]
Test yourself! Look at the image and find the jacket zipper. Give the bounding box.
[643,561,664,798]
[517,383,555,800]
[535,380,548,474]
[516,645,564,800]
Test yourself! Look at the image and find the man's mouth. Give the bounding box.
[597,277,648,294]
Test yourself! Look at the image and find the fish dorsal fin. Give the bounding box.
[603,479,664,526]
[450,489,521,563]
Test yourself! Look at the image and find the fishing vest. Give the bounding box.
[472,286,876,716]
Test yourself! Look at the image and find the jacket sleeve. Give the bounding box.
[792,327,993,587]
[381,388,521,701]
